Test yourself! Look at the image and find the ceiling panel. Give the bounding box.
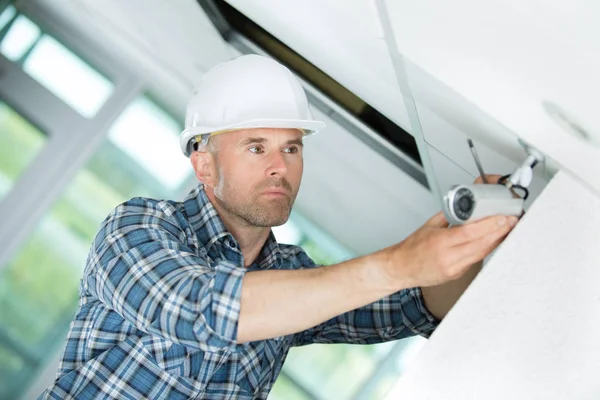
[225,0,412,132]
[385,0,600,194]
[415,103,549,210]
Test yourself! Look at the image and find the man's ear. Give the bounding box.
[190,151,217,188]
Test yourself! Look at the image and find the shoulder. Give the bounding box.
[278,243,318,269]
[112,196,181,218]
[96,196,190,244]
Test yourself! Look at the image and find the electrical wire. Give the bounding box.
[498,174,529,200]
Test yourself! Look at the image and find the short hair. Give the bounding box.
[192,135,217,153]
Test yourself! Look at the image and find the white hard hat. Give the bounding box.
[180,54,326,157]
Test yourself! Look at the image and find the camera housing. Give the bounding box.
[443,184,524,225]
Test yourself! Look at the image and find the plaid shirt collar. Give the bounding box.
[183,183,282,269]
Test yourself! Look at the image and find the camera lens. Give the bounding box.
[452,188,475,220]
[458,196,473,212]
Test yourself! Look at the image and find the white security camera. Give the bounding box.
[443,184,524,225]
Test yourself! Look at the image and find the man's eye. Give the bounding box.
[283,146,299,154]
[249,146,264,154]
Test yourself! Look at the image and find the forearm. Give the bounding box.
[237,251,400,343]
[421,261,483,320]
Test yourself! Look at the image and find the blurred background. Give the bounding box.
[3,0,589,398]
[0,1,435,399]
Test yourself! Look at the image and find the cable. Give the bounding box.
[498,174,529,200]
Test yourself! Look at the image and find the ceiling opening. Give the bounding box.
[198,0,422,165]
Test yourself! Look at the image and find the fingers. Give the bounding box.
[453,234,507,270]
[424,211,450,228]
[448,215,517,245]
[473,174,504,185]
[446,222,514,268]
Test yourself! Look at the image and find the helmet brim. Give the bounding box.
[180,118,326,157]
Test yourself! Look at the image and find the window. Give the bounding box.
[0,14,40,60]
[107,96,190,192]
[0,8,114,118]
[268,372,314,400]
[0,5,16,31]
[0,95,191,399]
[0,99,46,201]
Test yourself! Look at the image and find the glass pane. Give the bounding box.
[23,35,114,118]
[0,5,16,31]
[269,373,311,400]
[0,96,191,397]
[283,343,380,399]
[0,14,40,61]
[366,337,428,399]
[279,325,426,399]
[272,218,302,245]
[0,100,46,201]
[107,97,189,191]
[0,346,25,382]
[0,346,31,399]
[0,212,82,346]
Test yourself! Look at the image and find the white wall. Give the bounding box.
[385,170,600,399]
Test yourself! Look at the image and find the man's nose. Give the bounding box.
[266,150,287,176]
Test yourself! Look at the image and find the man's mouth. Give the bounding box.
[261,189,288,197]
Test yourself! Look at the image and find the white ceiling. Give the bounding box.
[27,0,599,253]
[384,0,600,194]
[227,0,600,198]
[225,0,412,134]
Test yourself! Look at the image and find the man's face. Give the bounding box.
[205,128,304,227]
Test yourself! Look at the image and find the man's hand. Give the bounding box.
[384,212,516,289]
[382,174,517,290]
[473,173,503,185]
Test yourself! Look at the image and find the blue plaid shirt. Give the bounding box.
[39,184,439,400]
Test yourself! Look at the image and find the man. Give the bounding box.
[40,55,517,399]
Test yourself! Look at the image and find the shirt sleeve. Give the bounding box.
[82,200,245,353]
[291,286,441,347]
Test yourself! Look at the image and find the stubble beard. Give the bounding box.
[213,170,296,228]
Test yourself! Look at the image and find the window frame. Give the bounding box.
[0,4,143,270]
[0,3,187,398]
